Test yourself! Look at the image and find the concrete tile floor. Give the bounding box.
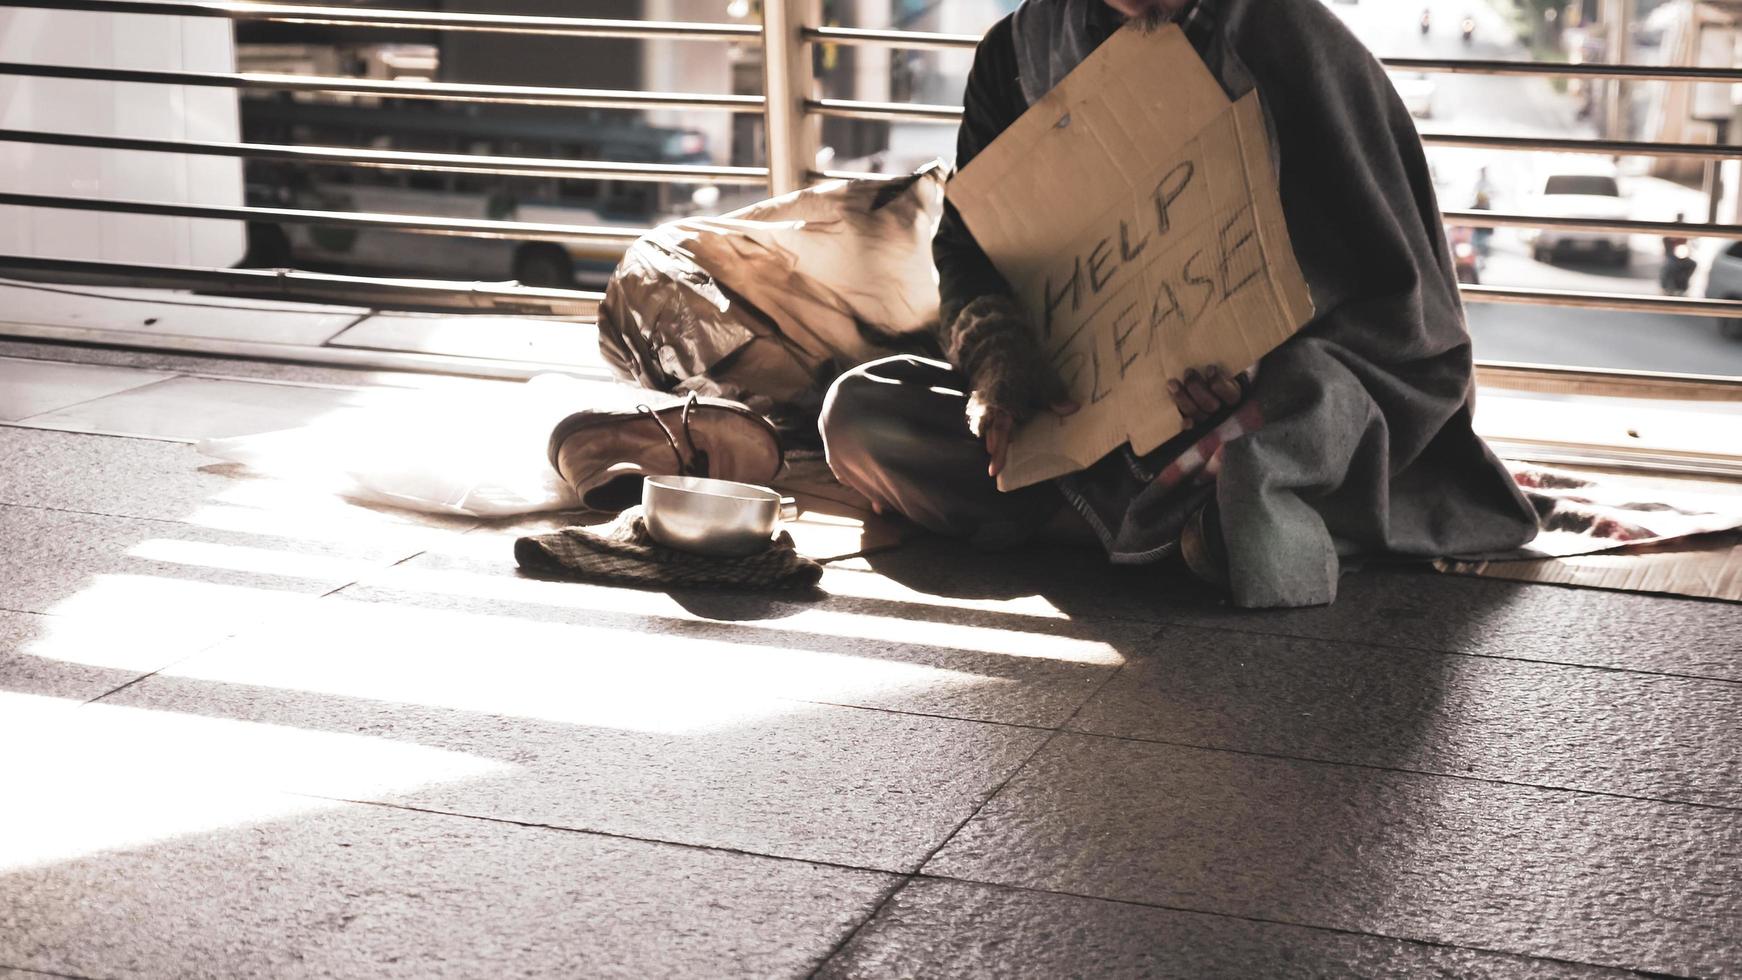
[0,350,1737,979]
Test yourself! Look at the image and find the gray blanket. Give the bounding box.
[1010,0,1539,606]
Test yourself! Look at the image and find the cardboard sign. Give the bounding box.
[949,23,1315,491]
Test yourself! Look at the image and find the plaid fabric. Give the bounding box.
[515,507,823,591]
[1152,399,1264,494]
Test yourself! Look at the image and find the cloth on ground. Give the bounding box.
[934,0,1539,607]
[1464,463,1742,559]
[514,506,824,590]
[197,374,626,518]
[1436,465,1742,603]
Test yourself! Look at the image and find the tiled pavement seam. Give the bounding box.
[0,604,245,708]
[1069,622,1742,810]
[69,546,438,707]
[243,798,1687,980]
[803,663,1131,978]
[818,876,1680,980]
[921,732,1740,977]
[802,665,1712,979]
[816,882,1671,978]
[1088,598,1736,687]
[4,375,186,430]
[0,501,435,593]
[1054,728,1742,813]
[0,494,446,704]
[0,794,900,979]
[0,966,101,980]
[0,339,482,389]
[1105,614,1742,686]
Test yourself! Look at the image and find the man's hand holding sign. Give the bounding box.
[949,23,1314,490]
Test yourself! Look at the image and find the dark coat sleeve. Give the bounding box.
[933,16,1028,332]
[1207,0,1538,605]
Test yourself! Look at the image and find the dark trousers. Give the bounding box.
[819,355,1063,548]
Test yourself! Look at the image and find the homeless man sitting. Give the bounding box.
[818,0,1540,609]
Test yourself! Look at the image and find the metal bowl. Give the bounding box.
[642,475,784,557]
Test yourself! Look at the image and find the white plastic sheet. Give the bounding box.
[196,374,621,518]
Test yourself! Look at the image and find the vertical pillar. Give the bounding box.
[1730,106,1742,226]
[1709,119,1732,225]
[761,0,820,196]
[1604,0,1631,139]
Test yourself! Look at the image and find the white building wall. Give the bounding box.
[641,0,740,169]
[0,10,243,267]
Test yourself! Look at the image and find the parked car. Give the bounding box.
[1522,165,1632,267]
[1705,239,1742,340]
[1387,70,1436,119]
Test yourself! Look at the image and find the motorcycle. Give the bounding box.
[1660,243,1696,297]
[1448,226,1482,284]
[1461,16,1475,43]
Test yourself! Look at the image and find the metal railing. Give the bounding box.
[0,0,761,41]
[0,192,647,247]
[0,0,772,316]
[0,253,601,317]
[0,61,766,113]
[2,0,1742,351]
[0,128,771,185]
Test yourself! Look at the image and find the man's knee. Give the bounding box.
[819,361,877,455]
[820,356,925,463]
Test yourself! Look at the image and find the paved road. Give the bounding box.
[1332,0,1742,376]
[1465,296,1742,376]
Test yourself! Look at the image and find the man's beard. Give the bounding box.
[1129,9,1170,34]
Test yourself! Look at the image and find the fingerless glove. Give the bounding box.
[941,294,1066,436]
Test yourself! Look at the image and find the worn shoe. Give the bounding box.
[1178,499,1230,589]
[548,387,783,512]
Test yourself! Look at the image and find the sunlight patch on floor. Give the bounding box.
[19,602,229,675]
[114,533,1114,663]
[153,598,1002,735]
[125,537,389,584]
[820,559,1074,621]
[43,574,324,638]
[365,565,1118,664]
[0,692,505,873]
